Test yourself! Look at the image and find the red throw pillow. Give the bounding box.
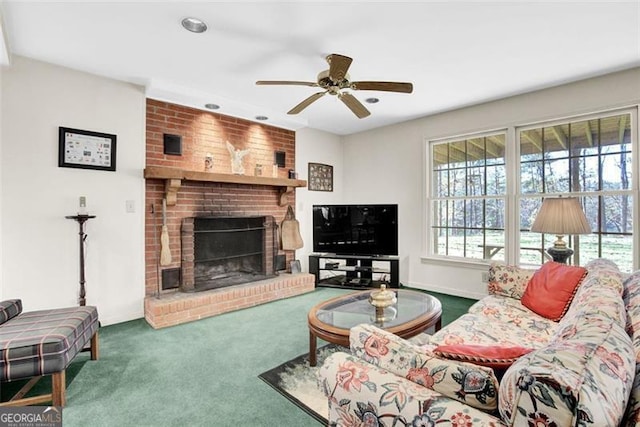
[521,261,587,321]
[433,344,533,369]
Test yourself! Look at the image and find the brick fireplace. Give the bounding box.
[144,99,314,328]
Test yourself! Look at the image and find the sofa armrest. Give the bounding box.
[318,351,505,426]
[487,263,534,299]
[500,317,634,426]
[350,323,500,412]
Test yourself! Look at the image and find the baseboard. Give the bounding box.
[99,309,145,327]
[403,281,485,301]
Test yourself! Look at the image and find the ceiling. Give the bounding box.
[1,1,639,136]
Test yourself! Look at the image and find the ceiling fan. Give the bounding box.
[256,53,413,119]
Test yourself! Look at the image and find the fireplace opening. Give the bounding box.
[181,216,276,292]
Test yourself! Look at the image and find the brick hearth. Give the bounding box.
[145,273,315,329]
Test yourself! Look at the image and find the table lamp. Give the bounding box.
[530,196,591,264]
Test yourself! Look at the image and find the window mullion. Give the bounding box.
[506,126,519,265]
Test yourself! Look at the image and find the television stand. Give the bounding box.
[309,253,399,289]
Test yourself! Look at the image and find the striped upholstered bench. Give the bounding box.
[0,299,99,406]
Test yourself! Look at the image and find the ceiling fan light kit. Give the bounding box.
[181,17,207,33]
[256,53,413,119]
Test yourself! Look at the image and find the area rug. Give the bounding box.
[259,344,343,425]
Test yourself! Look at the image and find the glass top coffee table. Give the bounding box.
[307,289,442,366]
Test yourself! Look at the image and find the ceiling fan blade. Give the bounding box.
[287,91,327,115]
[338,92,370,119]
[327,54,352,83]
[256,80,319,87]
[350,81,414,93]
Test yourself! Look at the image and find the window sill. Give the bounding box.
[420,254,494,270]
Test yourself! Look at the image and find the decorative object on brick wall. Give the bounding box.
[308,162,333,191]
[59,126,117,172]
[226,141,250,175]
[204,153,213,171]
[281,205,304,250]
[160,198,172,266]
[163,134,182,156]
[275,151,286,168]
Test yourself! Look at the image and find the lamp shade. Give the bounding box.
[530,197,591,235]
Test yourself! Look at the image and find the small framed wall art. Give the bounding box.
[308,162,333,192]
[58,127,117,172]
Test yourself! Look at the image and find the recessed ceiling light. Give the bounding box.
[255,115,268,121]
[182,17,207,33]
[204,103,220,110]
[365,97,379,104]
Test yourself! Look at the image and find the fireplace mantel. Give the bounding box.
[144,166,307,206]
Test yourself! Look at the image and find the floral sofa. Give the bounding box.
[318,259,640,426]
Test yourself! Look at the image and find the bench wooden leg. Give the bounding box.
[52,371,66,407]
[91,331,99,360]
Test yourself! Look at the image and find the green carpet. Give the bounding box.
[1,287,475,426]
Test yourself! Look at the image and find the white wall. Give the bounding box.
[1,56,146,324]
[343,67,640,299]
[294,127,343,271]
[2,56,636,323]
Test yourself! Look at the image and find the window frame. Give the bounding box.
[423,107,639,272]
[424,128,509,265]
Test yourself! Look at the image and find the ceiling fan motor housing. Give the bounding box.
[317,70,350,93]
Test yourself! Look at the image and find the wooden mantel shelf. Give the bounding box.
[144,166,307,206]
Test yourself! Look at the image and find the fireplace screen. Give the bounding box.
[182,216,276,292]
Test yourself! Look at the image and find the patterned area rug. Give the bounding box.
[259,344,344,425]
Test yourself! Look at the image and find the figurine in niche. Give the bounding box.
[226,141,250,175]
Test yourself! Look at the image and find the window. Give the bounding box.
[426,109,637,272]
[519,112,634,271]
[430,132,507,261]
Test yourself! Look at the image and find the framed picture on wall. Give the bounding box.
[58,127,117,172]
[308,162,333,192]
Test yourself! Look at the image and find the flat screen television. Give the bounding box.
[312,204,398,256]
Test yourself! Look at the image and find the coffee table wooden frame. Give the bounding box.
[308,289,442,366]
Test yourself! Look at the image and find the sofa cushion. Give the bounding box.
[433,344,533,369]
[319,351,506,426]
[350,323,500,411]
[468,294,558,337]
[623,270,640,361]
[429,311,554,350]
[499,314,634,427]
[622,362,640,426]
[0,299,22,325]
[487,263,534,299]
[621,271,640,426]
[521,261,587,321]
